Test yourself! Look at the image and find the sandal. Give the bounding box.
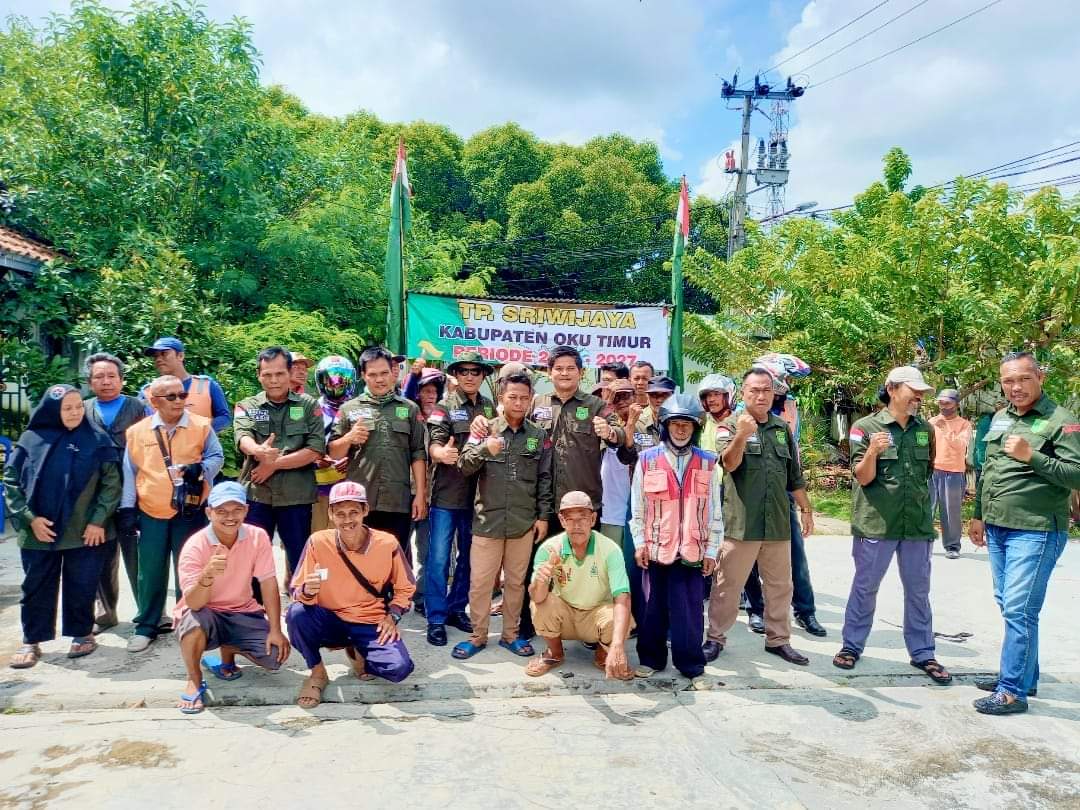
[67,637,98,659]
[10,643,41,669]
[179,680,208,715]
[451,640,487,660]
[201,652,243,681]
[344,647,375,681]
[297,676,329,709]
[911,658,953,685]
[499,638,535,657]
[525,652,564,677]
[832,649,859,670]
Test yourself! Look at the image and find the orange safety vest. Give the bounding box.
[127,413,212,519]
[144,375,214,421]
[640,446,716,565]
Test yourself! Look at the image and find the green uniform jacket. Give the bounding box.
[3,463,121,551]
[716,413,805,541]
[234,391,325,507]
[529,390,625,509]
[849,410,936,540]
[975,395,1080,532]
[427,390,495,510]
[331,393,427,514]
[458,416,553,539]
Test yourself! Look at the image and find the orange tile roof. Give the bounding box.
[0,225,60,263]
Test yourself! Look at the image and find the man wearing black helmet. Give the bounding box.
[630,393,723,684]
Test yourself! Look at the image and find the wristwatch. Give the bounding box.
[390,612,402,625]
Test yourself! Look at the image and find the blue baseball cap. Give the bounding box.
[143,336,185,356]
[207,481,247,508]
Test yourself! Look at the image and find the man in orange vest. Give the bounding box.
[630,394,724,685]
[123,375,224,652]
[141,337,231,433]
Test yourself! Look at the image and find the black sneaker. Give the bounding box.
[973,692,1029,715]
[974,677,1036,697]
[795,613,827,637]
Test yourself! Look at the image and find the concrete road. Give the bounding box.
[1,532,1078,808]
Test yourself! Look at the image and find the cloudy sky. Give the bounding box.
[6,0,1079,210]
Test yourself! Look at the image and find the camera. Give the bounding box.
[171,464,206,517]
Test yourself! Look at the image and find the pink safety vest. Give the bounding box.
[641,447,716,564]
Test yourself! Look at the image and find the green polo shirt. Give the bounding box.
[975,394,1080,532]
[331,393,427,514]
[849,410,936,540]
[716,413,805,541]
[234,391,325,507]
[531,531,629,610]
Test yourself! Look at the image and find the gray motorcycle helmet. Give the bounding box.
[658,393,704,446]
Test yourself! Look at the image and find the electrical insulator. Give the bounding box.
[780,138,789,169]
[756,138,766,169]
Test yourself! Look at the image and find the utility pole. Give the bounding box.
[722,75,805,261]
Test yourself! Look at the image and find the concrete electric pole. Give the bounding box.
[722,75,805,261]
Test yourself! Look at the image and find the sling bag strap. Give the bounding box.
[335,532,392,606]
[152,427,173,471]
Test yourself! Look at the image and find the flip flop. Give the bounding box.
[911,658,953,685]
[201,652,243,681]
[499,638,535,657]
[179,680,208,715]
[451,640,486,660]
[10,644,41,669]
[67,637,98,659]
[344,647,375,680]
[525,654,564,677]
[296,677,328,709]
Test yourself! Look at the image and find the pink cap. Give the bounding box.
[329,481,367,505]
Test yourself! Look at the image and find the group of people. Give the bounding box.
[3,335,1076,717]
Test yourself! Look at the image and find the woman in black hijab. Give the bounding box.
[3,384,122,667]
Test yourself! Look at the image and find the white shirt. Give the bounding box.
[600,446,631,526]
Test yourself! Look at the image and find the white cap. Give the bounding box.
[885,366,934,393]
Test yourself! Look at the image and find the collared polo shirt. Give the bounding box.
[174,524,276,619]
[531,531,629,610]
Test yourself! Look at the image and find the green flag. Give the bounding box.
[384,139,412,354]
[669,175,689,386]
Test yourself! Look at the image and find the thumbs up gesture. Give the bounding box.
[348,419,370,446]
[485,436,505,457]
[439,436,460,465]
[538,550,562,583]
[254,433,281,464]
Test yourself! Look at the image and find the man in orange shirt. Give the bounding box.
[929,389,972,559]
[287,481,416,708]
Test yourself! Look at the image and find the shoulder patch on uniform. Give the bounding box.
[716,426,733,439]
[599,404,614,418]
[1063,424,1080,434]
[849,427,865,443]
[428,406,448,424]
[233,404,246,417]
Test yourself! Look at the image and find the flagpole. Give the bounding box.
[398,159,407,356]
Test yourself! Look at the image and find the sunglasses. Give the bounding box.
[456,367,484,377]
[153,391,189,402]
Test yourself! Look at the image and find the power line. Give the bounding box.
[793,0,931,75]
[764,0,892,74]
[810,0,1006,88]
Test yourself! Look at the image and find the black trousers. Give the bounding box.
[21,543,109,643]
[367,510,414,565]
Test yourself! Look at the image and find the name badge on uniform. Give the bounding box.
[635,432,655,447]
[289,406,304,421]
[532,406,552,421]
[450,409,468,421]
[350,407,374,423]
[575,406,589,420]
[746,434,759,443]
[248,408,269,422]
[990,418,1013,431]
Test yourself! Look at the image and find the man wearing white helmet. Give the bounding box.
[698,374,737,453]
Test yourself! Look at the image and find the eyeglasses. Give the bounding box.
[456,367,484,377]
[154,392,189,402]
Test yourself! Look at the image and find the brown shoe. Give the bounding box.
[765,643,809,666]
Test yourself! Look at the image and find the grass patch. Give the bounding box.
[810,488,851,522]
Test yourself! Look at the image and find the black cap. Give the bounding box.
[646,375,676,394]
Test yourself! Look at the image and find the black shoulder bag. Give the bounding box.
[335,533,394,607]
[153,428,205,518]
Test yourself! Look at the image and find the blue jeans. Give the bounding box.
[986,525,1068,699]
[425,506,472,625]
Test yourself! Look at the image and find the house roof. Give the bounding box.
[0,225,60,264]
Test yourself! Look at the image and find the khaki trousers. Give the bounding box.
[310,494,331,533]
[468,532,534,645]
[532,593,625,644]
[707,538,793,647]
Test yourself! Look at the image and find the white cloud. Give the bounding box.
[716,0,1080,209]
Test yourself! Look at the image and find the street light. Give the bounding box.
[759,201,818,224]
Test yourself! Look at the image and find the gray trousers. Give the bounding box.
[841,538,935,663]
[930,470,965,552]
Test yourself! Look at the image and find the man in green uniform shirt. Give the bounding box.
[969,351,1080,715]
[526,491,633,680]
[329,346,428,557]
[424,351,496,646]
[704,367,814,666]
[452,370,553,660]
[234,347,325,574]
[833,366,952,685]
